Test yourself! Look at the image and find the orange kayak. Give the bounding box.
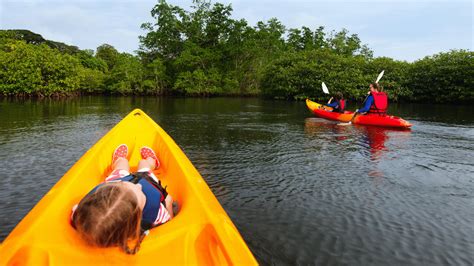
[305,99,354,122]
[306,99,411,129]
[0,109,257,265]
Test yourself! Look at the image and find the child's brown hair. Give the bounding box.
[371,83,380,91]
[72,183,144,254]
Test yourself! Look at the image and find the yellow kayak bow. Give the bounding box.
[0,109,257,265]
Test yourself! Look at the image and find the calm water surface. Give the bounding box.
[0,97,473,265]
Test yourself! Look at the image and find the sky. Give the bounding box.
[0,0,472,62]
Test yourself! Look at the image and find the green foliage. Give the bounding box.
[363,57,411,101]
[0,2,472,102]
[174,68,221,96]
[327,29,363,57]
[139,0,185,60]
[0,30,80,54]
[96,44,119,70]
[76,50,108,72]
[79,68,106,93]
[261,42,470,103]
[143,57,168,94]
[139,0,289,96]
[261,49,367,100]
[407,50,474,103]
[105,53,144,94]
[0,40,83,96]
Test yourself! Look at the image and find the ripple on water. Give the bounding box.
[1,98,473,265]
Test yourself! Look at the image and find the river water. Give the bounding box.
[0,97,473,265]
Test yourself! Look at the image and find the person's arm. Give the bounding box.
[357,96,373,113]
[326,101,338,108]
[165,195,174,219]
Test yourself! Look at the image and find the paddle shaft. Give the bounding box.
[350,111,359,123]
[338,72,380,126]
[337,93,368,126]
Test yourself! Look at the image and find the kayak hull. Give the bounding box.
[0,109,257,265]
[306,99,412,129]
[353,114,412,128]
[305,99,353,122]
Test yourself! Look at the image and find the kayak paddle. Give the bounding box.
[375,70,384,83]
[322,82,333,104]
[322,82,330,94]
[337,112,359,126]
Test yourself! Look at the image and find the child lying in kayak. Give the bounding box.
[71,144,174,254]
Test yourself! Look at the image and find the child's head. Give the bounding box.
[370,83,380,92]
[72,182,144,254]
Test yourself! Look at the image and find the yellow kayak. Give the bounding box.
[0,109,257,265]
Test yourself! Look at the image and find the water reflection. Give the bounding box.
[303,117,349,141]
[357,126,411,186]
[304,118,412,181]
[357,126,389,161]
[356,126,411,161]
[304,118,411,162]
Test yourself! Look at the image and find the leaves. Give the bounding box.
[0,2,472,102]
[408,50,474,103]
[0,40,82,96]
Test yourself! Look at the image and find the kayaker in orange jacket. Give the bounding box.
[71,144,174,254]
[356,83,388,114]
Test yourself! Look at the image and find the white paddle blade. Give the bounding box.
[322,82,329,94]
[337,121,352,126]
[375,70,385,83]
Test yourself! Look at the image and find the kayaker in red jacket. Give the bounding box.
[356,83,388,114]
[326,92,346,113]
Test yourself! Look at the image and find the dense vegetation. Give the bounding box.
[0,0,472,102]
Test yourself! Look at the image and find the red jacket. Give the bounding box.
[369,92,388,114]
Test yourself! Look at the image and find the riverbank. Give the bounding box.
[2,27,473,103]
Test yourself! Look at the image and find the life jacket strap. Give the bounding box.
[129,172,168,203]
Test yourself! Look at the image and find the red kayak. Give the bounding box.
[306,99,412,129]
